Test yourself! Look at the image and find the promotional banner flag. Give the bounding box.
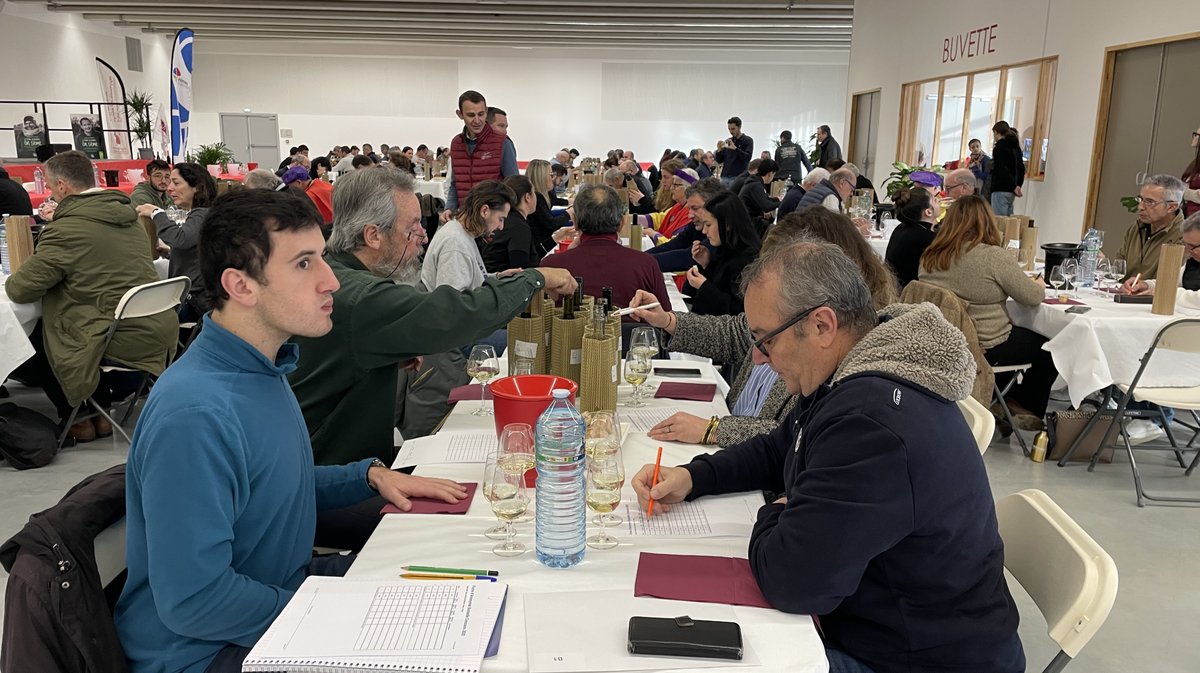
[157,103,170,160]
[95,58,131,159]
[170,28,194,163]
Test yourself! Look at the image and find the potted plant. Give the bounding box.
[879,161,945,201]
[189,142,235,171]
[125,89,155,160]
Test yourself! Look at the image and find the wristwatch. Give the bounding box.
[367,458,387,492]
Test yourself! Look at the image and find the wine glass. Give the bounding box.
[629,326,660,360]
[1108,259,1126,290]
[498,423,535,523]
[1017,249,1036,277]
[1048,265,1066,302]
[585,452,624,550]
[466,345,499,416]
[1093,259,1111,294]
[622,350,652,407]
[512,357,535,376]
[483,455,528,557]
[1059,259,1078,299]
[480,451,508,540]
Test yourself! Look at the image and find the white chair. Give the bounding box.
[958,396,996,454]
[992,363,1033,456]
[58,276,190,447]
[93,517,127,590]
[996,489,1118,673]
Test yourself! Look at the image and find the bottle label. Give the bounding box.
[514,340,538,359]
[538,451,583,465]
[570,349,582,365]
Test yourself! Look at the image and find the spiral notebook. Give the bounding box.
[241,577,507,672]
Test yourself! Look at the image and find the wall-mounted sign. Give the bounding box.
[943,24,998,63]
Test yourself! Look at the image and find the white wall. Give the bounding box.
[188,40,849,166]
[847,0,1200,245]
[0,3,172,158]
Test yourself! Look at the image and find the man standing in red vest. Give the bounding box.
[442,90,519,222]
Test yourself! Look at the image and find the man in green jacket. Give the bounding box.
[128,158,173,210]
[5,151,178,442]
[289,168,576,468]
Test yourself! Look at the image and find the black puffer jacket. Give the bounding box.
[1,464,128,673]
[990,135,1025,193]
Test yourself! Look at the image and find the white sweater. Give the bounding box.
[419,219,487,292]
[1146,264,1200,311]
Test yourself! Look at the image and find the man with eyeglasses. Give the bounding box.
[632,240,1024,673]
[943,168,977,200]
[1115,173,1186,280]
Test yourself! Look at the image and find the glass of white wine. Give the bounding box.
[466,345,499,416]
[586,453,624,550]
[1048,265,1066,302]
[483,455,528,557]
[583,410,622,524]
[480,450,508,540]
[498,423,535,523]
[622,350,652,407]
[629,326,660,359]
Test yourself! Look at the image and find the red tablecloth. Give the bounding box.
[26,172,245,209]
[6,160,146,183]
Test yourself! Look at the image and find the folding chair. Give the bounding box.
[996,489,1118,673]
[1055,319,1200,506]
[992,363,1033,456]
[957,396,996,454]
[57,276,191,447]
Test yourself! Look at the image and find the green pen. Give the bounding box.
[403,565,500,577]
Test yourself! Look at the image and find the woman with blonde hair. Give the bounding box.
[766,208,898,310]
[525,158,571,255]
[656,158,685,212]
[919,195,1054,427]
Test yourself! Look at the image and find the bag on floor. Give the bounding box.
[0,403,59,470]
[1046,408,1115,464]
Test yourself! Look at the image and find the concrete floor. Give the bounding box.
[1,382,1198,672]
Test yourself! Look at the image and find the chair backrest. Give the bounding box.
[996,489,1118,661]
[113,276,191,321]
[1154,318,1200,355]
[900,281,995,404]
[957,396,995,454]
[93,517,127,589]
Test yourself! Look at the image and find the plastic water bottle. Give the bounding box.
[0,221,9,275]
[1079,228,1102,288]
[534,389,586,568]
[33,167,45,194]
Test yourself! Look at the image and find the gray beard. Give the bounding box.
[374,253,422,286]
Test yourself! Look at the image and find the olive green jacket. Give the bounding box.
[1117,212,1183,281]
[5,189,178,406]
[129,182,172,210]
[289,251,546,465]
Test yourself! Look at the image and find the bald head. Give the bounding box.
[944,168,976,198]
[830,168,857,200]
[555,150,570,164]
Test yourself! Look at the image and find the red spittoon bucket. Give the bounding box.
[490,375,578,437]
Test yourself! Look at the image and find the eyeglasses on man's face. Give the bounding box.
[1135,196,1177,208]
[752,304,823,358]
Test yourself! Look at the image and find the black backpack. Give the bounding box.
[0,403,59,470]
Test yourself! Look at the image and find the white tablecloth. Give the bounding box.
[1008,291,1200,408]
[867,235,889,259]
[354,364,827,673]
[415,178,448,202]
[0,274,39,382]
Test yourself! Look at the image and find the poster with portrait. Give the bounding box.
[70,113,108,159]
[12,116,47,159]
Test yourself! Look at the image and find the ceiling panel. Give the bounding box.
[18,0,854,50]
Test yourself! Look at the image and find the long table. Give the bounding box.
[352,363,828,673]
[1008,290,1200,408]
[0,273,39,382]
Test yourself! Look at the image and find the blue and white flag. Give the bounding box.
[169,28,194,163]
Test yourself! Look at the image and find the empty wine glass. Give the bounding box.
[585,452,625,550]
[483,455,528,557]
[1059,259,1078,299]
[1094,259,1111,294]
[1108,258,1126,290]
[466,345,499,416]
[621,350,652,407]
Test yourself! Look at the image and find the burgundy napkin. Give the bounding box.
[1043,298,1085,306]
[379,482,477,515]
[654,382,718,402]
[447,384,493,404]
[634,552,771,609]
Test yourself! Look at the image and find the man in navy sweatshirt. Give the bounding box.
[115,190,468,673]
[632,240,1024,673]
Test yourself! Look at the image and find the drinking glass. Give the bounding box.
[1108,259,1126,289]
[621,350,652,407]
[1017,249,1037,277]
[583,410,621,460]
[1048,266,1066,301]
[480,451,508,540]
[466,345,499,416]
[1059,259,1078,299]
[498,423,535,523]
[512,357,535,376]
[1093,259,1111,294]
[483,456,528,557]
[585,452,625,550]
[628,326,659,360]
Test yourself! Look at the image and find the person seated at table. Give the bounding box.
[632,239,1025,673]
[135,162,217,322]
[310,155,332,182]
[686,191,761,316]
[646,176,725,274]
[129,159,173,210]
[1115,174,1186,281]
[885,187,940,288]
[777,167,827,219]
[549,162,570,204]
[772,207,898,310]
[636,167,699,247]
[919,195,1054,429]
[726,158,761,200]
[0,161,33,216]
[287,169,576,548]
[943,167,978,201]
[738,158,781,233]
[653,158,686,212]
[279,164,334,234]
[242,168,282,190]
[6,150,177,443]
[422,180,513,294]
[1124,211,1200,309]
[351,154,375,170]
[115,189,466,673]
[483,175,543,273]
[794,166,854,218]
[540,183,672,318]
[525,158,573,256]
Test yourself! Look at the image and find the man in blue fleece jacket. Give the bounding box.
[115,190,467,673]
[632,240,1024,673]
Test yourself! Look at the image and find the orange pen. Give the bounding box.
[647,446,663,516]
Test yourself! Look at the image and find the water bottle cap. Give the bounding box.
[551,389,570,399]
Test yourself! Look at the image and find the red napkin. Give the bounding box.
[654,382,718,402]
[380,482,477,515]
[634,552,771,609]
[447,384,493,404]
[1043,298,1085,306]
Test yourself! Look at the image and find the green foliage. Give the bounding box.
[1120,196,1139,214]
[125,89,153,148]
[808,132,819,166]
[880,161,945,200]
[188,142,235,167]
